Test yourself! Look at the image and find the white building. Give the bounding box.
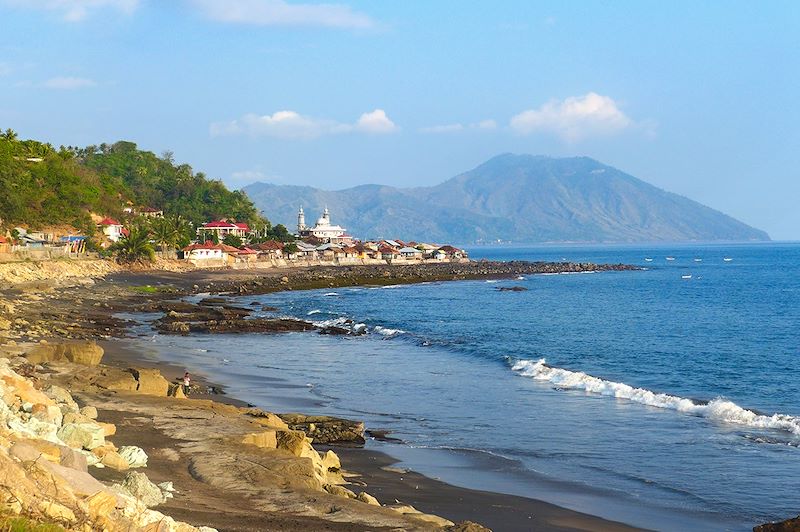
[298,207,352,244]
[97,218,127,243]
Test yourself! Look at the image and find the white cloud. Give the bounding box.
[354,109,396,134]
[1,0,139,21]
[190,0,374,29]
[210,108,397,139]
[41,76,97,89]
[510,92,632,142]
[420,119,496,134]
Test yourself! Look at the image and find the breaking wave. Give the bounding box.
[307,309,322,315]
[374,326,406,337]
[511,359,800,436]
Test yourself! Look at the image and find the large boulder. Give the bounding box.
[118,445,148,468]
[25,341,104,366]
[57,422,106,450]
[129,368,170,396]
[755,516,800,532]
[116,471,166,508]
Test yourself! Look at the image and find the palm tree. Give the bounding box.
[109,226,155,264]
[150,217,178,258]
[1,128,18,142]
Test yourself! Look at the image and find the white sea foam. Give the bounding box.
[511,359,800,436]
[324,292,339,296]
[374,326,405,336]
[313,317,350,328]
[485,280,500,283]
[307,309,322,315]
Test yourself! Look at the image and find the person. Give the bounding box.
[183,372,191,395]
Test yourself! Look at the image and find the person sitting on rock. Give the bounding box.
[183,372,191,394]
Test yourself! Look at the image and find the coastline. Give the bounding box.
[0,261,645,531]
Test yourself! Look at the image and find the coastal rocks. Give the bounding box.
[323,483,356,499]
[129,368,170,396]
[496,286,527,292]
[57,422,106,450]
[241,430,278,449]
[279,413,366,445]
[25,340,104,366]
[119,445,149,468]
[116,471,167,507]
[94,368,139,391]
[159,317,316,335]
[755,516,800,532]
[386,504,456,527]
[356,491,380,506]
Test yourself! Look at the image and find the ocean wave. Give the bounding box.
[511,358,800,436]
[374,326,406,337]
[323,292,339,296]
[307,309,322,315]
[312,316,350,328]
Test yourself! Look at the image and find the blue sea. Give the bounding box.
[125,243,800,531]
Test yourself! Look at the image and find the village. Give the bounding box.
[0,206,469,268]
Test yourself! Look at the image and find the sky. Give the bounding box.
[0,1,798,239]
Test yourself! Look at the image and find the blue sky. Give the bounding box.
[1,1,798,239]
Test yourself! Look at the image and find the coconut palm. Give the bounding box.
[150,217,178,258]
[109,225,155,264]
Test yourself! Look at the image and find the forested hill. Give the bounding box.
[0,129,261,233]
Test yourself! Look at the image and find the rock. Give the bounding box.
[241,430,277,449]
[80,405,98,419]
[129,368,170,396]
[37,500,76,523]
[168,383,187,399]
[57,422,106,450]
[63,411,95,425]
[101,450,130,471]
[118,445,148,468]
[94,370,138,392]
[755,516,800,532]
[448,521,492,532]
[496,286,527,292]
[30,403,63,425]
[59,446,88,472]
[117,471,166,508]
[356,491,380,506]
[44,384,77,407]
[97,421,117,436]
[275,430,307,456]
[25,341,104,366]
[323,484,356,499]
[38,457,108,497]
[85,490,118,520]
[244,408,289,430]
[279,413,366,445]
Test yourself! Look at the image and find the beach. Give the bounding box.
[0,260,644,531]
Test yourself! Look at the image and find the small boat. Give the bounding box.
[666,257,675,261]
[681,274,692,279]
[723,257,733,262]
[644,257,654,262]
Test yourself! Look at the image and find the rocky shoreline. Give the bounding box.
[0,260,651,531]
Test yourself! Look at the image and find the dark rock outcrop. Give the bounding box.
[279,413,366,445]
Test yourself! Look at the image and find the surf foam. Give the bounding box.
[511,358,800,436]
[374,326,405,336]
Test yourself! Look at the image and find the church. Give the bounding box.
[297,207,353,244]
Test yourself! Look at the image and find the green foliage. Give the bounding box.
[221,233,242,248]
[0,132,266,234]
[284,242,299,254]
[109,225,155,264]
[0,512,65,532]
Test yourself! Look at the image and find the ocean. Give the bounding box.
[124,243,800,531]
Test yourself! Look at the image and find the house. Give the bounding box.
[438,245,468,259]
[0,236,10,254]
[197,220,250,240]
[378,245,400,261]
[295,241,318,259]
[235,247,259,263]
[316,243,343,260]
[138,207,164,218]
[254,240,284,258]
[399,246,423,260]
[98,218,127,243]
[181,241,242,264]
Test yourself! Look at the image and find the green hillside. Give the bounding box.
[0,129,262,234]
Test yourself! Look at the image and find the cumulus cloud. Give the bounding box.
[190,0,374,29]
[210,108,397,139]
[420,119,497,134]
[1,0,139,21]
[41,76,97,89]
[510,92,632,142]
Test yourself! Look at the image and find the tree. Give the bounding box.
[2,128,18,142]
[109,226,155,264]
[222,233,242,248]
[150,217,178,257]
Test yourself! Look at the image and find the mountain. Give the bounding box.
[242,154,769,243]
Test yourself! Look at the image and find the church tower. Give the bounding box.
[297,206,306,233]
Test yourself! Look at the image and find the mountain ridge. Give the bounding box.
[243,154,769,244]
